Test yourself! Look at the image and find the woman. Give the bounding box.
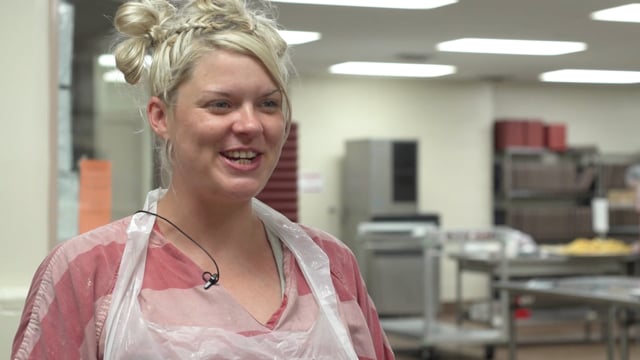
[13,0,395,358]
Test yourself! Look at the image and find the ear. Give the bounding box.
[147,96,170,139]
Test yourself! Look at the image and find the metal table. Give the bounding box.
[451,252,639,279]
[451,252,639,326]
[496,276,640,360]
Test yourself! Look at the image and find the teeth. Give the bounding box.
[224,151,257,159]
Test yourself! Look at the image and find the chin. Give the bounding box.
[224,183,265,201]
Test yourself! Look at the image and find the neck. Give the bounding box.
[155,186,261,252]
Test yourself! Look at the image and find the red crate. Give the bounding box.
[525,120,545,148]
[545,123,567,151]
[494,119,526,150]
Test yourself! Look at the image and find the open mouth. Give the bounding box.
[222,150,258,165]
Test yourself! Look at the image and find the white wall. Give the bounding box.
[0,0,53,357]
[292,76,495,234]
[494,82,640,154]
[291,76,496,302]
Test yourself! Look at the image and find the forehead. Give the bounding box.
[188,49,277,90]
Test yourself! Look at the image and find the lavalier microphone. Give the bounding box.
[135,210,221,290]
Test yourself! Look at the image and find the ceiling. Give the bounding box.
[69,0,640,83]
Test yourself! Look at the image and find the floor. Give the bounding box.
[386,315,640,360]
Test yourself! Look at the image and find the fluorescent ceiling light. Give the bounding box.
[98,54,116,67]
[540,69,640,84]
[329,61,456,78]
[591,3,640,23]
[437,38,587,56]
[102,70,126,83]
[98,31,320,67]
[278,30,321,45]
[98,54,152,68]
[271,0,458,10]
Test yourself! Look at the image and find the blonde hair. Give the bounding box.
[112,0,293,183]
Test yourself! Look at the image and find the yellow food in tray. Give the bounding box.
[562,237,632,256]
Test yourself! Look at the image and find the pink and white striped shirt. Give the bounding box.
[12,216,395,359]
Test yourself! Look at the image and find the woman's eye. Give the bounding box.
[207,100,232,111]
[261,99,281,111]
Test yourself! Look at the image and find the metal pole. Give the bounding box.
[620,308,629,360]
[507,289,517,360]
[423,232,435,346]
[607,305,616,360]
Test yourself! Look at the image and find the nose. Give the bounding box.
[232,104,263,136]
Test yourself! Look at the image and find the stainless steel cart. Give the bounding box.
[357,223,514,359]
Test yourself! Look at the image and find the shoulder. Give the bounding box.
[28,216,132,309]
[44,217,133,302]
[47,217,132,275]
[298,224,357,265]
[297,224,362,292]
[13,217,132,359]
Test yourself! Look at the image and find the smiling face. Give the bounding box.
[148,49,288,203]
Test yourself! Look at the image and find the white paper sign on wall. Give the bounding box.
[299,172,324,193]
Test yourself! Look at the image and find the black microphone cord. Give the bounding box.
[135,210,220,289]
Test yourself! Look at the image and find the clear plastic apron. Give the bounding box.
[103,189,358,359]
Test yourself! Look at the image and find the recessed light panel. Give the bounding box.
[437,38,587,56]
[278,30,322,45]
[591,3,640,23]
[98,54,116,67]
[102,70,126,83]
[271,0,458,10]
[540,69,640,84]
[98,54,152,68]
[329,62,456,78]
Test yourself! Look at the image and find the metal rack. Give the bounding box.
[357,223,513,359]
[596,152,640,241]
[493,147,599,244]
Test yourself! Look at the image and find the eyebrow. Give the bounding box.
[200,88,281,97]
[264,89,282,97]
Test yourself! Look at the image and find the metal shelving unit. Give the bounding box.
[493,146,601,244]
[595,153,640,241]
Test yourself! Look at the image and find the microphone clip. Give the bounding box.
[203,271,219,290]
